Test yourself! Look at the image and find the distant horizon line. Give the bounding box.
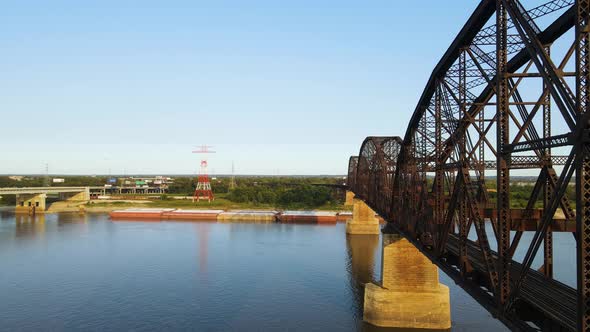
[0,174,550,180]
[1,174,347,178]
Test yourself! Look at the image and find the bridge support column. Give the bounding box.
[59,188,90,202]
[344,191,355,206]
[15,194,47,214]
[363,234,450,329]
[346,198,380,235]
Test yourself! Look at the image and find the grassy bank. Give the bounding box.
[84,197,349,212]
[1,176,347,212]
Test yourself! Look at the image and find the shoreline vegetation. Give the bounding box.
[43,196,352,214]
[0,175,350,213]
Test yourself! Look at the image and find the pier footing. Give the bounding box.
[363,234,451,329]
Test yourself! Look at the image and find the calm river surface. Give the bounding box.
[0,210,508,331]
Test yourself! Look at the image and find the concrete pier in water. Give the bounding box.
[15,194,47,214]
[2,187,91,214]
[345,198,380,235]
[363,233,451,329]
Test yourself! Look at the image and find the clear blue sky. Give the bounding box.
[0,1,476,175]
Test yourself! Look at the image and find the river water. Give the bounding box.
[0,210,508,331]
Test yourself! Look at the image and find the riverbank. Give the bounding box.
[44,197,350,214]
[109,208,353,224]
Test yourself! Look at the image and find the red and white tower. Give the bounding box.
[192,145,215,202]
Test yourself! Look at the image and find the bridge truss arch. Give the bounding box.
[349,1,590,330]
[347,156,359,191]
[351,136,403,219]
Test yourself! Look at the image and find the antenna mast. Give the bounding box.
[229,161,236,190]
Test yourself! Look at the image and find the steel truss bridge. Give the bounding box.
[347,1,590,331]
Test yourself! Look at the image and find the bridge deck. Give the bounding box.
[0,187,90,195]
[446,235,576,330]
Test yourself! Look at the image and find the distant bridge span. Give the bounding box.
[348,0,590,331]
[0,187,92,195]
[0,187,104,213]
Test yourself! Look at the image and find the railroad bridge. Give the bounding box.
[346,0,590,331]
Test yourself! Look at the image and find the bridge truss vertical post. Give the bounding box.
[419,111,428,236]
[459,47,467,164]
[576,0,590,330]
[543,45,554,279]
[496,0,511,307]
[478,89,485,187]
[458,47,469,277]
[435,81,444,235]
[409,141,418,236]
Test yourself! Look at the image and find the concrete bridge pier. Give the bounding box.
[15,194,47,214]
[363,233,451,329]
[59,188,90,202]
[50,189,90,213]
[346,198,380,235]
[344,190,355,206]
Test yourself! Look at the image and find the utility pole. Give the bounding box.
[229,161,236,190]
[43,163,49,187]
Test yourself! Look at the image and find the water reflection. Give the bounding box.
[345,234,379,322]
[0,207,15,219]
[57,212,89,225]
[15,214,46,238]
[194,222,211,273]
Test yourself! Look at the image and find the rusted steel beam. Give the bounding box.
[496,0,511,307]
[575,0,590,329]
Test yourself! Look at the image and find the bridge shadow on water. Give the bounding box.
[345,234,450,332]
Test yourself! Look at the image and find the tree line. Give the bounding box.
[0,175,344,209]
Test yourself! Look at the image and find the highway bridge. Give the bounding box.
[0,187,92,195]
[347,0,590,331]
[0,187,95,214]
